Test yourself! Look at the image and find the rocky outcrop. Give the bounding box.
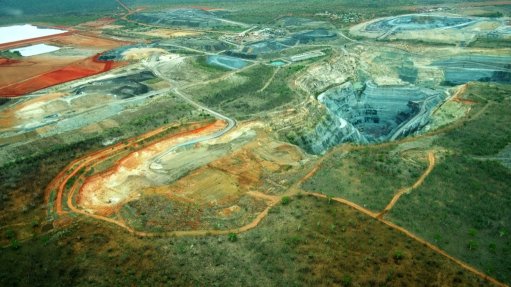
[297,55,357,95]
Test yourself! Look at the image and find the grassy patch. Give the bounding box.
[187,63,302,118]
[119,194,266,233]
[193,55,232,73]
[302,146,427,211]
[388,83,511,284]
[468,38,511,49]
[120,195,185,233]
[389,155,511,283]
[435,83,511,156]
[0,196,492,286]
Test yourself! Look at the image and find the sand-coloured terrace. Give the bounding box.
[78,120,228,214]
[46,118,306,235]
[0,69,162,148]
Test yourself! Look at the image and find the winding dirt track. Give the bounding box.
[44,127,506,286]
[45,121,215,214]
[304,191,507,287]
[300,147,507,287]
[377,151,436,218]
[305,169,509,287]
[46,119,281,238]
[257,66,281,93]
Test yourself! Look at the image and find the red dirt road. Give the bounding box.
[76,120,227,214]
[305,187,507,287]
[45,122,507,287]
[46,120,221,215]
[301,149,506,287]
[46,119,284,239]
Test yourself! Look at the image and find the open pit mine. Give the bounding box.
[1,2,511,286]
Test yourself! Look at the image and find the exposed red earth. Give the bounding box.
[46,119,283,238]
[0,32,128,97]
[40,79,506,286]
[45,120,222,215]
[0,54,119,97]
[45,124,508,287]
[0,58,20,65]
[76,120,227,216]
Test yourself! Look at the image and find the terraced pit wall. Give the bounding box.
[433,55,511,85]
[292,81,445,154]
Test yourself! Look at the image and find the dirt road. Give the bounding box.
[303,189,506,287]
[257,66,281,93]
[45,121,214,214]
[45,124,506,287]
[300,149,507,287]
[377,151,436,218]
[46,119,283,238]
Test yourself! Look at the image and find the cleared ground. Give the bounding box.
[50,120,308,236]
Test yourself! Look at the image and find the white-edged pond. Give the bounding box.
[0,24,67,45]
[10,44,61,56]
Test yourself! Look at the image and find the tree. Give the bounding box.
[228,233,238,242]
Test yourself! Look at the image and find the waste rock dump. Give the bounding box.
[73,71,156,99]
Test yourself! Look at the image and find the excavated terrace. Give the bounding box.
[432,55,511,85]
[296,81,445,154]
